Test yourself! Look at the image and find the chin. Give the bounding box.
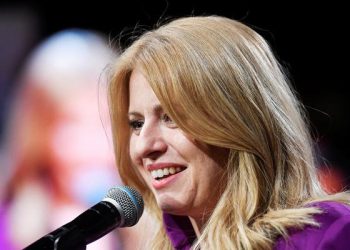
[156,195,190,216]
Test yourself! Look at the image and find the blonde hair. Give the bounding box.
[108,16,349,249]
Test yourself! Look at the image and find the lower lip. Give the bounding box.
[151,171,183,189]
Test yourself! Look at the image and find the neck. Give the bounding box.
[189,216,205,238]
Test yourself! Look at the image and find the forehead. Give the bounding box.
[129,69,148,88]
[128,70,160,112]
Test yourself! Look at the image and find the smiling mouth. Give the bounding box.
[151,167,186,180]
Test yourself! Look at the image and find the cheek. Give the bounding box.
[129,135,139,165]
[195,154,225,180]
[185,141,227,184]
[129,137,149,181]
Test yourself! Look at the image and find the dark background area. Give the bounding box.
[1,1,349,182]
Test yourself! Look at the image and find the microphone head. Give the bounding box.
[104,186,144,227]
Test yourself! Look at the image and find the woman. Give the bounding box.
[108,16,350,249]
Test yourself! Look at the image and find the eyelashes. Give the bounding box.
[129,120,144,131]
[128,113,177,133]
[162,113,173,124]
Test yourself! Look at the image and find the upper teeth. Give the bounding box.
[151,167,182,179]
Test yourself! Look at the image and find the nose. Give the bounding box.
[134,121,167,161]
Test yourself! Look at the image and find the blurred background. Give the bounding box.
[0,0,348,249]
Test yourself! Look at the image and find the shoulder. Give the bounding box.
[274,201,350,250]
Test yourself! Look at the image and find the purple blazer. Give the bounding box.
[163,201,350,250]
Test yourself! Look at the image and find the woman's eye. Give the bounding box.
[162,113,177,128]
[162,113,172,122]
[129,120,144,131]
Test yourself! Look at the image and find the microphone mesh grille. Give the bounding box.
[105,186,144,227]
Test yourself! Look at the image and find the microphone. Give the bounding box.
[24,186,144,250]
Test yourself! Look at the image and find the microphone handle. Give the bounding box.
[23,225,86,250]
[24,201,121,249]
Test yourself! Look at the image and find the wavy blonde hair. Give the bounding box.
[108,16,349,249]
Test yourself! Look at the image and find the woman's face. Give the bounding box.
[128,70,227,219]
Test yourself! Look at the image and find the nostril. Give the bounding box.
[144,140,168,159]
[146,150,165,160]
[135,132,168,161]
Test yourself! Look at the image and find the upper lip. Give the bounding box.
[146,163,186,171]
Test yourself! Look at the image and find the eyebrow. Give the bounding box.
[128,104,164,117]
